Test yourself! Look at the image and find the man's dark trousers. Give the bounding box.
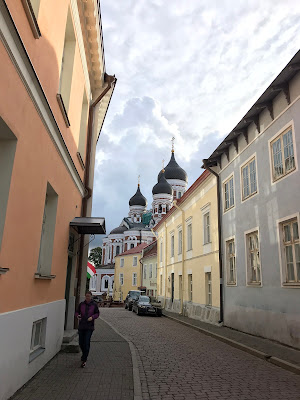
[78,330,93,362]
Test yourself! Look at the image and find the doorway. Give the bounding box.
[171,273,174,303]
[64,256,73,329]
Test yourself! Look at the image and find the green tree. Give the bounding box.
[88,246,102,268]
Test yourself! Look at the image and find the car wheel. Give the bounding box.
[137,308,141,316]
[125,303,128,309]
[128,305,132,311]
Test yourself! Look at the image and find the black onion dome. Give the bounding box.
[129,185,147,207]
[158,152,187,182]
[110,226,128,234]
[152,171,173,195]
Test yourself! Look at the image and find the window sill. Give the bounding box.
[56,94,70,127]
[282,282,300,288]
[226,282,237,286]
[241,191,258,203]
[247,282,262,287]
[224,205,235,214]
[21,0,41,39]
[29,347,45,363]
[272,167,296,184]
[35,273,56,280]
[76,152,85,170]
[0,267,10,275]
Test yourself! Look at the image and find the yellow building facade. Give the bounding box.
[154,170,220,324]
[113,243,147,301]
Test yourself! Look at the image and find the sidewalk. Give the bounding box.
[163,310,300,375]
[10,318,134,400]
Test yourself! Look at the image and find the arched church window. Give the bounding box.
[131,243,134,249]
[158,205,162,213]
[116,246,120,255]
[104,279,109,289]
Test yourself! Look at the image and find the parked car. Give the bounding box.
[124,290,142,311]
[132,295,162,316]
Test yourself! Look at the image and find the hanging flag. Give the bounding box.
[87,261,96,279]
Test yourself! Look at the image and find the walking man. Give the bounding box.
[75,290,99,367]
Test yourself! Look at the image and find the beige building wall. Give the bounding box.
[155,172,220,324]
[114,252,143,301]
[141,254,158,298]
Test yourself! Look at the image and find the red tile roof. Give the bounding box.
[117,242,148,257]
[141,241,157,259]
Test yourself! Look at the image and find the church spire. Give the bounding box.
[171,136,175,153]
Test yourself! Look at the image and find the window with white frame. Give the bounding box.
[119,273,124,285]
[178,229,182,254]
[206,272,212,306]
[160,241,163,262]
[160,275,162,294]
[133,256,137,266]
[116,245,120,256]
[224,176,234,211]
[188,274,192,301]
[155,263,157,278]
[281,219,299,283]
[132,272,137,286]
[204,212,210,244]
[178,192,182,199]
[226,239,236,285]
[144,264,147,279]
[241,158,257,200]
[149,264,153,278]
[246,231,261,285]
[30,318,46,352]
[171,234,174,257]
[187,223,192,251]
[271,127,296,182]
[120,258,124,267]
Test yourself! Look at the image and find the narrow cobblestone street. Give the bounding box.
[101,308,300,400]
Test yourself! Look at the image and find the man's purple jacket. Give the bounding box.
[75,300,99,330]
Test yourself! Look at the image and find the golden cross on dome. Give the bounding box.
[162,159,165,171]
[171,136,175,153]
[138,175,140,186]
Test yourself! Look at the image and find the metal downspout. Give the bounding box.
[173,201,185,315]
[202,161,223,323]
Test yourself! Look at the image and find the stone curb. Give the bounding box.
[163,313,300,376]
[99,316,143,400]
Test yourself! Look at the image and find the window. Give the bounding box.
[0,118,17,249]
[204,212,210,244]
[188,274,192,301]
[104,279,109,289]
[132,273,137,286]
[57,9,76,124]
[171,235,174,257]
[133,256,137,266]
[178,230,182,254]
[116,246,120,256]
[130,243,135,249]
[178,192,182,199]
[158,204,162,214]
[119,273,124,285]
[144,264,147,279]
[226,239,236,285]
[246,231,261,285]
[21,0,41,39]
[271,127,295,181]
[187,223,192,251]
[155,263,157,278]
[224,176,234,211]
[160,242,163,262]
[120,258,124,267]
[206,272,212,306]
[160,275,163,295]
[77,91,88,163]
[281,219,299,283]
[242,158,257,200]
[30,318,46,353]
[149,264,153,279]
[37,183,58,277]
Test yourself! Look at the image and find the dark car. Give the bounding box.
[124,290,142,311]
[132,295,162,316]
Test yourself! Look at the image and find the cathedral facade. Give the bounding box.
[101,150,188,265]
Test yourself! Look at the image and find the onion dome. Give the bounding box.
[129,185,147,207]
[110,226,128,234]
[158,151,187,182]
[152,170,173,195]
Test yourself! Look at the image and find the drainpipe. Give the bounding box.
[163,221,168,309]
[75,75,117,311]
[202,160,223,323]
[173,200,185,315]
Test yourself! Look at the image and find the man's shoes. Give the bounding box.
[81,362,86,368]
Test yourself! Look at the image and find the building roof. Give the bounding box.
[153,169,211,231]
[204,50,300,167]
[141,241,157,260]
[158,151,187,182]
[152,170,173,195]
[110,226,128,235]
[129,185,147,207]
[117,243,148,257]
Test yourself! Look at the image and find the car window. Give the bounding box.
[139,296,150,302]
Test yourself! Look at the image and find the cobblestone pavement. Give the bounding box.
[10,318,133,400]
[100,308,300,400]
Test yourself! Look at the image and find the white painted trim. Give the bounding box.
[244,227,263,287]
[204,266,211,273]
[240,152,259,204]
[268,120,298,186]
[187,269,192,275]
[219,95,300,174]
[222,172,235,214]
[0,7,85,196]
[201,202,211,214]
[224,235,237,286]
[276,212,300,288]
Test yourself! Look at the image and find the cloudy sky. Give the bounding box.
[91,0,300,247]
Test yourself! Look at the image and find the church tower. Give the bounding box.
[152,169,173,225]
[128,183,147,223]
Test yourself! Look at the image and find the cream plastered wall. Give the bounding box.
[114,252,143,301]
[156,174,220,308]
[141,254,158,296]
